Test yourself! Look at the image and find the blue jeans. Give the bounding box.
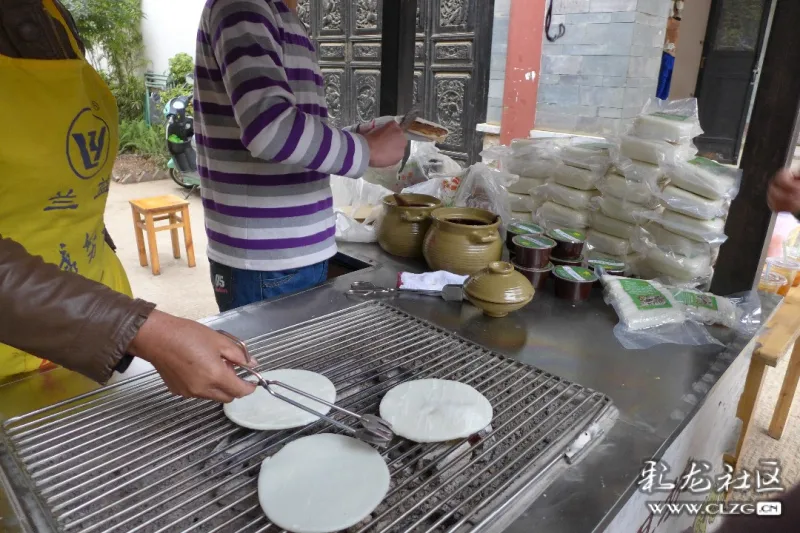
[209,259,328,313]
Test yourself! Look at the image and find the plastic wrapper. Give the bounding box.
[659,209,727,244]
[532,182,599,210]
[602,275,720,349]
[508,192,533,212]
[644,247,712,282]
[593,195,663,225]
[591,211,636,240]
[508,175,547,195]
[630,98,704,144]
[560,141,612,172]
[401,172,463,207]
[661,156,742,201]
[553,163,603,191]
[512,210,533,222]
[396,142,463,192]
[669,288,761,333]
[536,201,591,229]
[453,163,517,227]
[481,141,562,180]
[335,211,379,242]
[657,185,727,220]
[611,160,665,184]
[330,176,393,209]
[634,224,712,258]
[598,173,659,206]
[587,229,632,256]
[618,135,698,166]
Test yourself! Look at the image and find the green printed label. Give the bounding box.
[514,235,555,249]
[672,289,718,311]
[554,265,596,282]
[618,279,674,311]
[589,258,625,271]
[651,112,692,122]
[688,157,723,170]
[547,228,585,243]
[509,222,543,235]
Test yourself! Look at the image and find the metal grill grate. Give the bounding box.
[2,302,613,533]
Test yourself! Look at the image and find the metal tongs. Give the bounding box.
[219,331,394,447]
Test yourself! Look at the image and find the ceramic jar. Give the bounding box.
[423,207,503,275]
[377,194,442,258]
[463,261,534,317]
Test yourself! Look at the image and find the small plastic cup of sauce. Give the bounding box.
[758,271,788,295]
[553,265,598,302]
[512,235,556,269]
[546,228,586,260]
[765,258,800,296]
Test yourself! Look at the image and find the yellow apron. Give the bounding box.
[0,0,133,379]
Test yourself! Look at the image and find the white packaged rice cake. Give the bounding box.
[660,210,726,243]
[664,157,741,200]
[620,135,698,166]
[670,288,738,328]
[508,175,547,195]
[603,276,686,331]
[553,164,602,191]
[509,192,533,212]
[659,185,726,220]
[512,210,533,222]
[591,212,637,240]
[596,195,663,225]
[647,223,711,258]
[611,160,664,184]
[535,182,599,210]
[587,229,632,256]
[561,142,612,171]
[506,159,558,181]
[645,247,712,281]
[536,201,591,229]
[632,113,701,145]
[600,173,657,206]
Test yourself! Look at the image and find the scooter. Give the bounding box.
[164,95,200,191]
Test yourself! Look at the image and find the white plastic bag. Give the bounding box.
[453,163,517,226]
[536,201,591,229]
[402,172,463,207]
[661,156,742,201]
[532,182,599,210]
[657,185,727,220]
[396,142,463,192]
[330,176,394,208]
[335,211,378,243]
[630,98,704,144]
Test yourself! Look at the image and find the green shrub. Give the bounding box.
[110,75,146,122]
[168,53,194,86]
[118,120,168,165]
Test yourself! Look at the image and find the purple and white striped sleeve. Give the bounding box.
[207,1,369,178]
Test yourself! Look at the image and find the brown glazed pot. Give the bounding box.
[463,261,534,317]
[377,194,442,258]
[423,207,503,275]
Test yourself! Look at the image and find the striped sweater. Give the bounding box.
[195,0,370,271]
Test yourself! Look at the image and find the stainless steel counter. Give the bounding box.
[0,242,778,533]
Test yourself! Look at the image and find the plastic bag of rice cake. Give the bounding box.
[603,277,686,331]
[661,156,742,201]
[669,288,762,334]
[532,182,600,211]
[630,98,704,145]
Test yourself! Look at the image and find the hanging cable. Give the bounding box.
[545,0,566,42]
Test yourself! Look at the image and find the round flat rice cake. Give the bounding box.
[224,369,335,431]
[258,433,390,533]
[379,379,493,443]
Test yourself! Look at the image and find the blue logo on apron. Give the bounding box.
[67,107,110,179]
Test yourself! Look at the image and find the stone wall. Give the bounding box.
[483,0,672,136]
[536,0,672,135]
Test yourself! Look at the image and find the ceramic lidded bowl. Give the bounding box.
[377,193,442,258]
[422,207,503,275]
[463,261,534,317]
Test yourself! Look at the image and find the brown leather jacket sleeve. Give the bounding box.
[0,235,156,383]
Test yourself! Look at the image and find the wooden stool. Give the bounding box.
[130,195,196,276]
[725,286,800,476]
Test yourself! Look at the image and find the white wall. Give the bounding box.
[141,0,206,75]
[671,0,712,99]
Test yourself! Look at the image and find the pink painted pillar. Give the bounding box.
[500,0,546,145]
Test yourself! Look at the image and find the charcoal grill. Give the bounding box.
[0,302,615,533]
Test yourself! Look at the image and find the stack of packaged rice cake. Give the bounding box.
[491,139,562,222]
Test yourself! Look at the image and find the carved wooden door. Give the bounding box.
[296,0,493,163]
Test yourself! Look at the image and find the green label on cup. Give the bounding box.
[554,265,596,282]
[548,228,585,243]
[509,222,543,235]
[672,289,719,311]
[514,235,555,249]
[651,112,692,122]
[618,279,673,311]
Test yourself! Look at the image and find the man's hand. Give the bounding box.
[768,168,800,213]
[128,310,257,402]
[363,121,407,168]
